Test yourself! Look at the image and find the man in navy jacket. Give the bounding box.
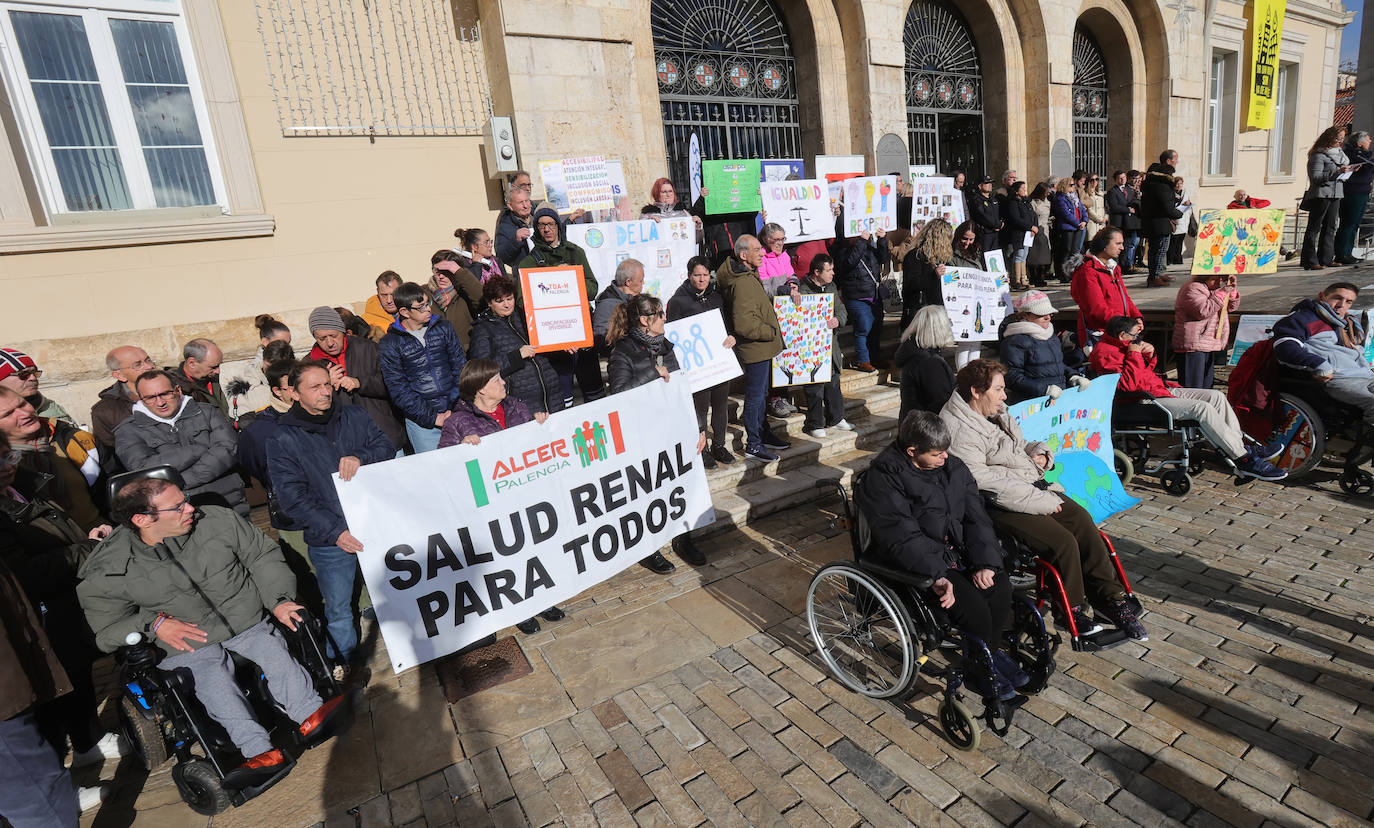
[378,282,467,453]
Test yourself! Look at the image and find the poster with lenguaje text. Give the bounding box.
[842,175,898,237]
[942,267,1010,342]
[336,378,713,672]
[703,160,762,214]
[666,310,743,393]
[517,266,594,352]
[1191,208,1285,275]
[565,217,697,299]
[772,295,833,386]
[760,178,835,243]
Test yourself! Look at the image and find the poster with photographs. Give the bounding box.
[909,176,966,233]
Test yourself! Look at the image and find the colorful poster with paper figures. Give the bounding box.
[539,156,614,213]
[843,175,898,237]
[771,295,833,386]
[1008,375,1141,523]
[942,267,1010,342]
[666,310,743,394]
[761,178,835,243]
[703,160,762,214]
[689,133,702,205]
[1227,314,1283,365]
[909,176,965,232]
[761,159,806,182]
[1191,208,1284,275]
[566,217,697,299]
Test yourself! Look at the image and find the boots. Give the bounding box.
[1012,262,1030,291]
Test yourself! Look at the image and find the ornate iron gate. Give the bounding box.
[1072,27,1109,177]
[904,0,985,177]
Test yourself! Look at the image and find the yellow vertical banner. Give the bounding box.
[1247,0,1286,130]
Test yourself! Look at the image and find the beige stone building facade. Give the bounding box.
[0,0,1352,422]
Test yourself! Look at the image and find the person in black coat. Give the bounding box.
[467,277,562,415]
[900,218,953,330]
[1103,170,1142,275]
[858,411,1024,700]
[1336,131,1374,264]
[895,305,957,422]
[494,189,536,266]
[307,306,406,453]
[1138,151,1183,286]
[835,223,890,370]
[998,181,1036,290]
[966,175,1002,257]
[666,257,737,470]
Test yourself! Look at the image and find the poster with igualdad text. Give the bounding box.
[335,377,714,672]
[760,178,834,243]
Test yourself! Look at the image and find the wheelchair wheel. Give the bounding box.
[172,759,231,816]
[118,696,168,771]
[1113,450,1134,485]
[1339,468,1374,495]
[1161,470,1191,496]
[1268,393,1325,478]
[1124,435,1149,467]
[807,563,921,700]
[938,698,980,751]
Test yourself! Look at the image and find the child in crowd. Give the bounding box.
[792,255,853,438]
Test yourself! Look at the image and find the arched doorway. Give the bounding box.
[652,0,802,194]
[1072,26,1109,177]
[904,0,985,177]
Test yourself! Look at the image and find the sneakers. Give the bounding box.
[1254,439,1285,462]
[639,551,676,574]
[702,450,717,470]
[806,427,828,438]
[540,606,566,622]
[745,446,779,463]
[762,433,791,451]
[1100,598,1149,641]
[298,696,347,739]
[832,419,854,431]
[76,785,108,813]
[673,534,706,566]
[71,732,126,768]
[711,445,737,465]
[767,397,794,418]
[1057,605,1103,636]
[1235,448,1288,481]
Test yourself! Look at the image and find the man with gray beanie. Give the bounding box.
[306,306,406,452]
[592,258,644,351]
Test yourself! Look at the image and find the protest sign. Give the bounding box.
[909,165,937,179]
[689,134,702,204]
[337,378,714,672]
[666,309,744,393]
[842,175,898,237]
[816,155,865,210]
[942,267,1010,342]
[1192,208,1285,275]
[518,265,593,352]
[983,250,1006,276]
[603,159,635,219]
[761,159,805,181]
[1228,314,1283,365]
[565,217,697,299]
[909,176,965,232]
[772,295,833,386]
[539,156,615,213]
[1008,375,1140,523]
[760,178,834,243]
[703,160,762,214]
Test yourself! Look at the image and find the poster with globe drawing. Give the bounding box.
[942,267,1010,342]
[771,296,833,386]
[842,175,898,237]
[565,217,697,299]
[1008,375,1141,523]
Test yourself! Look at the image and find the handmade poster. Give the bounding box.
[517,265,594,352]
[1191,208,1285,275]
[842,175,898,237]
[983,250,1006,276]
[1247,0,1286,129]
[816,155,865,210]
[909,165,937,179]
[337,378,713,672]
[1008,375,1140,523]
[539,156,615,213]
[703,160,762,214]
[772,295,833,386]
[909,176,965,232]
[761,159,806,182]
[760,178,835,243]
[566,217,697,299]
[942,267,1010,342]
[666,310,744,394]
[689,133,702,205]
[604,159,634,220]
[1227,314,1283,365]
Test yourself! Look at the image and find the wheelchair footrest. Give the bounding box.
[222,756,296,795]
[1070,627,1129,651]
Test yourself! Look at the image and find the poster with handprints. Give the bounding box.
[1191,208,1285,275]
[942,267,1010,342]
[842,175,898,237]
[665,310,742,394]
[771,296,833,386]
[1008,375,1140,523]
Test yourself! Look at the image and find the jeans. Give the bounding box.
[1302,197,1340,267]
[0,709,77,828]
[1147,234,1171,278]
[1176,351,1217,389]
[1011,245,1029,264]
[405,418,442,453]
[803,369,845,430]
[308,544,361,663]
[845,298,882,364]
[1336,191,1370,260]
[741,359,771,451]
[693,382,730,448]
[1121,232,1139,270]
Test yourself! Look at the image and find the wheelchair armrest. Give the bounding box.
[855,559,935,590]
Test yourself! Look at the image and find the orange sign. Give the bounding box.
[518,265,594,353]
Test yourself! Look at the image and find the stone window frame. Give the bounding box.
[0,0,271,253]
[1264,34,1307,186]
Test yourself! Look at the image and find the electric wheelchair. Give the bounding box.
[804,477,1141,751]
[105,466,349,815]
[1262,368,1372,492]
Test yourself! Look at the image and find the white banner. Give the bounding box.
[842,175,898,237]
[943,267,1011,343]
[336,379,713,673]
[566,217,698,299]
[772,295,834,386]
[910,176,965,232]
[666,310,744,393]
[760,178,835,243]
[689,134,702,205]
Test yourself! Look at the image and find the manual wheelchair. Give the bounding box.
[805,477,1141,750]
[1256,369,1373,492]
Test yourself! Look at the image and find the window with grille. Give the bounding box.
[1071,27,1108,178]
[903,0,984,177]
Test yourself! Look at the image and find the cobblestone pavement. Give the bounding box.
[80,464,1374,827]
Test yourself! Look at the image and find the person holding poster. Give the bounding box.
[718,236,791,461]
[468,277,563,415]
[939,360,1147,641]
[793,255,852,438]
[667,257,738,470]
[517,208,604,406]
[836,225,889,372]
[900,218,953,329]
[1172,273,1240,389]
[641,178,704,240]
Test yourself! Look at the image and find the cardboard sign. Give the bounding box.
[565,217,697,300]
[518,265,594,352]
[761,159,806,182]
[336,378,713,672]
[1007,375,1140,523]
[842,175,898,237]
[983,250,1006,275]
[703,160,762,214]
[1192,208,1285,275]
[540,156,615,213]
[1228,313,1283,365]
[816,155,865,210]
[760,178,835,244]
[772,295,834,386]
[666,310,744,393]
[942,267,1011,342]
[909,176,965,232]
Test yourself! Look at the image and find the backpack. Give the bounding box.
[1227,338,1278,438]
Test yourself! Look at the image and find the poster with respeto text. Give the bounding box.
[565,217,697,300]
[540,156,615,213]
[771,295,834,386]
[666,310,744,394]
[1191,208,1285,275]
[842,176,898,237]
[703,160,762,214]
[760,179,835,244]
[910,176,965,232]
[942,267,1010,342]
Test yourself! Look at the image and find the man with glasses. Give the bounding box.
[113,371,245,515]
[0,348,72,424]
[0,388,105,532]
[91,346,156,460]
[592,258,644,351]
[378,283,467,453]
[77,477,343,781]
[1105,170,1142,275]
[517,207,604,406]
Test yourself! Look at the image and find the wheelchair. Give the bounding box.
[1256,368,1373,491]
[1111,397,1259,495]
[804,477,1141,751]
[106,466,349,815]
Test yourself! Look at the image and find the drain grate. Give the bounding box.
[434,636,533,703]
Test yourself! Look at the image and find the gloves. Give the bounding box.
[1046,385,1063,399]
[1069,375,1091,390]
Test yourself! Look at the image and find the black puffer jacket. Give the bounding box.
[1139,163,1182,237]
[666,277,724,322]
[894,341,955,422]
[607,335,681,395]
[857,443,1002,579]
[998,194,1036,249]
[836,234,890,303]
[467,309,562,414]
[113,399,244,512]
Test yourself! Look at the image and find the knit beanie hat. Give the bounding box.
[0,348,37,383]
[308,306,346,334]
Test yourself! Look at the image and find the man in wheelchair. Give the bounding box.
[76,478,344,779]
[1273,282,1374,427]
[857,411,1030,702]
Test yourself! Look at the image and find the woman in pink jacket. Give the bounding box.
[1172,273,1241,388]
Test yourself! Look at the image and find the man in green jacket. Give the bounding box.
[77,479,341,775]
[717,235,790,462]
[517,207,604,406]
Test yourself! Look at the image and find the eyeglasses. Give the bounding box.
[141,389,180,403]
[405,303,431,312]
[141,498,191,515]
[0,449,21,468]
[12,368,40,380]
[536,221,559,229]
[1089,177,1099,182]
[643,311,666,319]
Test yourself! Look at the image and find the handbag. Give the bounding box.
[1299,195,1320,212]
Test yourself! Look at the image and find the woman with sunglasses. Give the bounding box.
[1081,174,1106,245]
[453,227,508,285]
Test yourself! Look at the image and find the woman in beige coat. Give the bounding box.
[1082,175,1107,242]
[939,359,1147,641]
